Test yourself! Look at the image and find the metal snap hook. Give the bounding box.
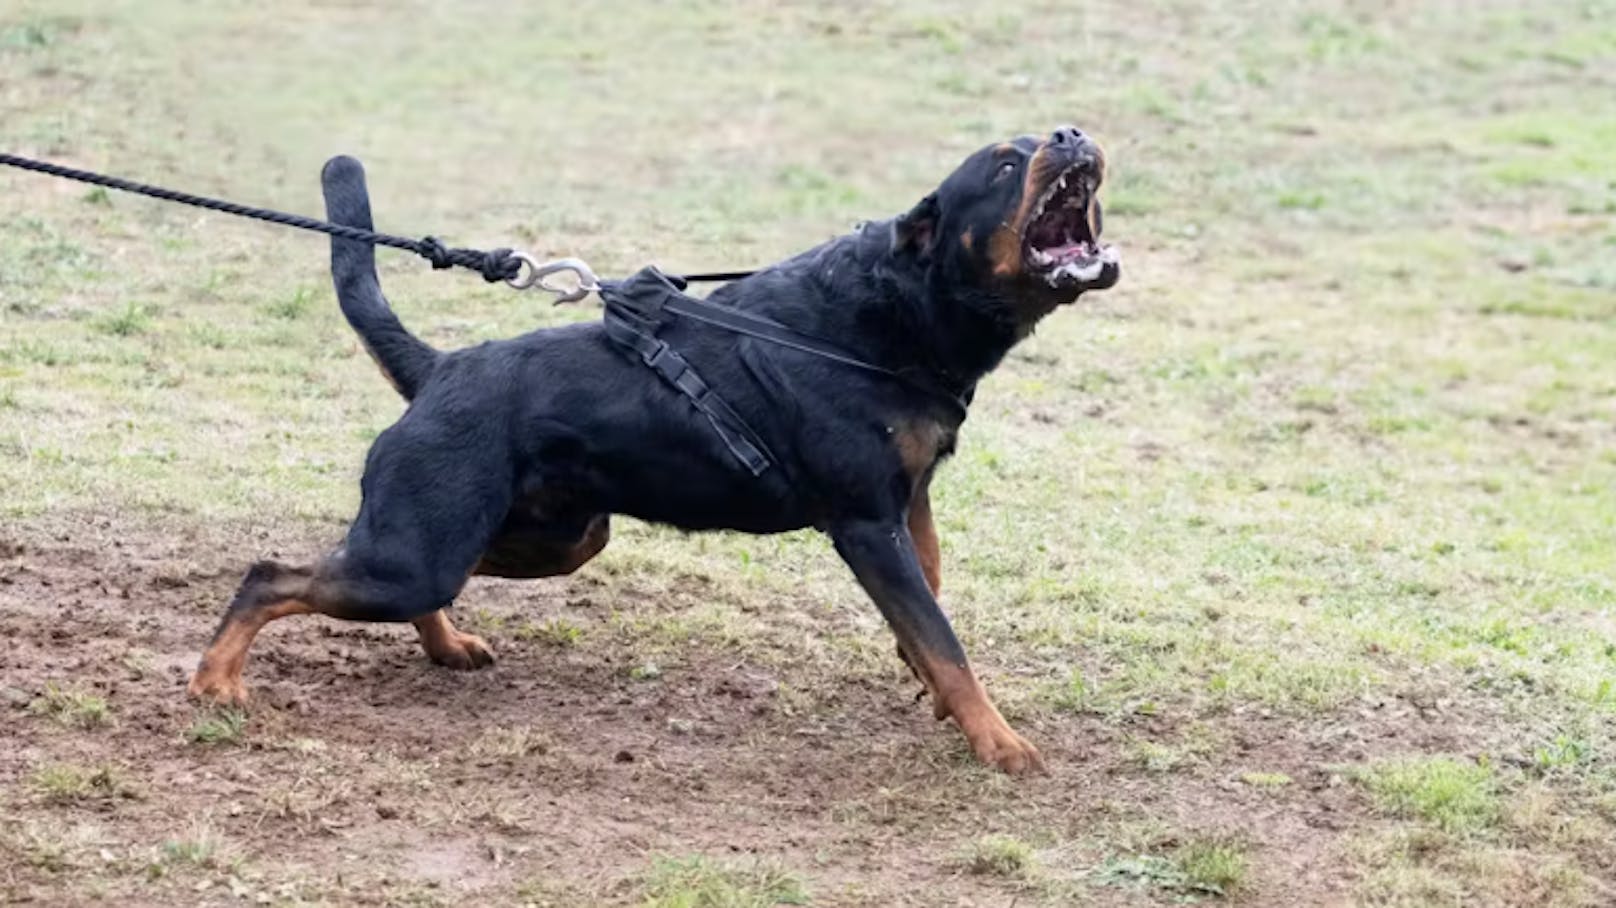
[506,253,600,303]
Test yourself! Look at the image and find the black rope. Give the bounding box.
[2,153,517,283]
[1,152,757,286]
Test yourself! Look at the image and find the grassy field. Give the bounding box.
[3,0,1615,905]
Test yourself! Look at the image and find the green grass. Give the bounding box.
[1239,771,1293,789]
[150,819,235,878]
[960,834,1036,879]
[635,855,808,908]
[185,708,247,746]
[29,762,128,803]
[513,617,585,648]
[1533,733,1594,774]
[1092,836,1249,899]
[1361,756,1501,835]
[27,684,111,728]
[91,302,153,337]
[1177,838,1250,896]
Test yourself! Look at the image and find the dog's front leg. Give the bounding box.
[829,519,1044,775]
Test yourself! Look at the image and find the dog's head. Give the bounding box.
[892,126,1120,328]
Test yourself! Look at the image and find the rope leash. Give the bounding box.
[0,153,753,300]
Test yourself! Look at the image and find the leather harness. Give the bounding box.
[599,267,968,477]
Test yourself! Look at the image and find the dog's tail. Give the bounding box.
[320,155,439,400]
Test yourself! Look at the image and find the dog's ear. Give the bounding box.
[891,193,940,257]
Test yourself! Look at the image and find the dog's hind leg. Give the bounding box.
[406,512,612,669]
[187,561,318,706]
[188,546,496,706]
[405,513,613,667]
[189,427,515,705]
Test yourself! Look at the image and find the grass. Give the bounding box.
[1354,825,1605,908]
[91,302,153,337]
[1124,725,1221,773]
[1092,836,1249,899]
[1533,733,1595,774]
[960,834,1036,879]
[1361,756,1501,835]
[1,0,1614,904]
[1176,838,1250,896]
[635,855,808,908]
[29,762,129,803]
[3,825,73,874]
[1239,771,1293,789]
[513,617,585,648]
[28,684,111,728]
[185,708,247,745]
[148,818,236,879]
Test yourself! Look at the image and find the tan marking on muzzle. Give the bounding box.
[986,138,1107,280]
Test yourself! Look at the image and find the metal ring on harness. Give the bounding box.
[507,254,601,303]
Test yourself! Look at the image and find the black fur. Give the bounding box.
[322,156,440,398]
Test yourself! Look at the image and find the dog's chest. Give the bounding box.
[890,418,957,480]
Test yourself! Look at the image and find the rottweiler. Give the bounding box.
[188,126,1120,774]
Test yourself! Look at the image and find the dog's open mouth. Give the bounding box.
[1023,165,1119,289]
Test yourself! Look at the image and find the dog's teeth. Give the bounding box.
[1044,250,1113,287]
[1065,259,1104,282]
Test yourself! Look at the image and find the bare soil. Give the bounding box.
[5,514,1574,907]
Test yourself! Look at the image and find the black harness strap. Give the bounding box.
[599,268,969,476]
[603,309,776,476]
[660,294,897,375]
[660,291,970,424]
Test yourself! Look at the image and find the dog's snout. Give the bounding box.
[1050,126,1087,147]
[1048,125,1100,172]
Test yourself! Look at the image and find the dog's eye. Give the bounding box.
[994,160,1017,181]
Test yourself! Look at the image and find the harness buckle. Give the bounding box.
[506,254,601,303]
[640,339,671,367]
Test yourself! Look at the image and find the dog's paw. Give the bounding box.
[187,663,250,707]
[968,723,1045,776]
[424,630,496,671]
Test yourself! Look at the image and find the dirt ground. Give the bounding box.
[4,515,1601,907]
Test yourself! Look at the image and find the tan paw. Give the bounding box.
[425,630,495,671]
[187,663,249,706]
[965,721,1046,776]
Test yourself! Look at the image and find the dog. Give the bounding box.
[188,126,1120,775]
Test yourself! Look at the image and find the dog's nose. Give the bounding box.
[1049,126,1099,170]
[1050,126,1087,147]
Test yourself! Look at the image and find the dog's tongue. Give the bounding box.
[1045,240,1092,263]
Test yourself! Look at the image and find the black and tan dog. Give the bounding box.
[188,126,1119,774]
